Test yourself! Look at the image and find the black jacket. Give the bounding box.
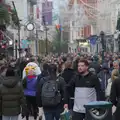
[61,68,75,84]
[64,72,104,105]
[110,78,120,106]
[36,75,66,111]
[110,77,120,120]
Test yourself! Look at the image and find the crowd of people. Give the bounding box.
[0,53,120,120]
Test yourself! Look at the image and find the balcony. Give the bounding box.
[28,0,37,5]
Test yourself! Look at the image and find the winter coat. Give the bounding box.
[0,76,26,116]
[23,76,37,97]
[110,77,120,120]
[61,68,74,84]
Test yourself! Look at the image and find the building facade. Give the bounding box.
[66,0,98,53]
[5,0,37,57]
[42,1,53,25]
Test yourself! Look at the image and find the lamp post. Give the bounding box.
[42,16,49,55]
[15,40,17,59]
[12,1,21,58]
[118,34,120,52]
[100,31,105,63]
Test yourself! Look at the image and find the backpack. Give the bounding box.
[41,77,61,107]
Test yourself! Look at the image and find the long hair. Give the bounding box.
[111,69,119,81]
[48,64,57,75]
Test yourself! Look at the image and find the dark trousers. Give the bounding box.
[26,96,38,120]
[113,106,120,120]
[0,116,2,120]
[44,110,61,120]
[72,111,85,120]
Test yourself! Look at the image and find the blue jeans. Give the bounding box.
[44,110,60,120]
[2,116,18,120]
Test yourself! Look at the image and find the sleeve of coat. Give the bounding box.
[64,74,76,104]
[36,78,44,107]
[19,82,27,115]
[59,77,66,101]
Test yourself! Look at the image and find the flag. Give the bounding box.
[89,35,98,45]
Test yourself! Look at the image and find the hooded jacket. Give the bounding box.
[98,63,111,91]
[0,76,26,116]
[64,72,104,113]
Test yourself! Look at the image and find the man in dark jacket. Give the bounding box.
[64,59,104,120]
[36,64,66,120]
[0,66,26,120]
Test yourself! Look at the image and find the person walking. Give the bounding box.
[23,68,38,120]
[36,64,66,120]
[64,59,104,120]
[0,66,26,120]
[110,74,120,120]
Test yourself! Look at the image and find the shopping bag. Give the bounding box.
[60,109,72,120]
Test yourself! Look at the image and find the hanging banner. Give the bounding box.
[89,35,98,45]
[21,39,30,49]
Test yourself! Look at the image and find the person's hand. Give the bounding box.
[39,116,42,120]
[64,104,68,109]
[21,114,25,119]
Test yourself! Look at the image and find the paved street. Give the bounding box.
[18,114,45,120]
[18,115,45,120]
[18,108,45,120]
[17,106,116,120]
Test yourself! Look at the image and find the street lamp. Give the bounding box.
[100,31,105,63]
[26,22,39,56]
[42,16,49,55]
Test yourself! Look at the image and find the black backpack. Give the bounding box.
[41,77,61,107]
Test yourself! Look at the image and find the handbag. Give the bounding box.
[60,109,72,120]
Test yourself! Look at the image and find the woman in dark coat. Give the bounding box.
[61,60,75,109]
[110,76,120,120]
